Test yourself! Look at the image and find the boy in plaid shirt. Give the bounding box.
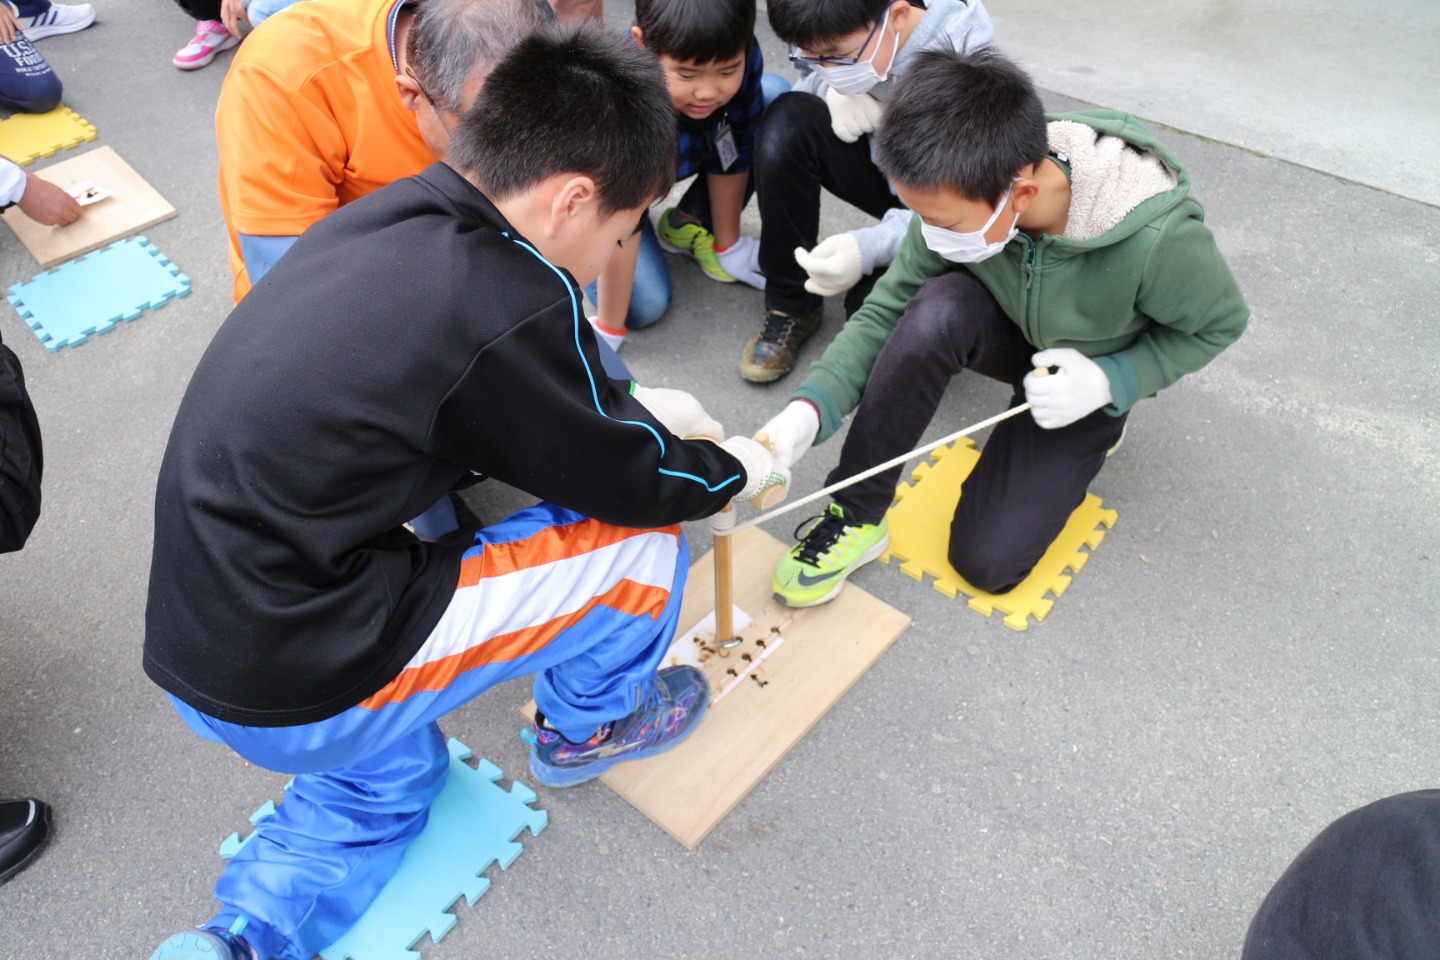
[586,0,788,350]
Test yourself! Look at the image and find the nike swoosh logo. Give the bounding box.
[795,568,844,587]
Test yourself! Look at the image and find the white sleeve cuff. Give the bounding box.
[0,159,27,208]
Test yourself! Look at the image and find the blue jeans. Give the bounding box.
[0,34,61,114]
[584,72,792,331]
[583,215,672,331]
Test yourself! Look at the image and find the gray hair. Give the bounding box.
[409,0,557,114]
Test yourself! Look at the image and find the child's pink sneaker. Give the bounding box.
[172,19,239,70]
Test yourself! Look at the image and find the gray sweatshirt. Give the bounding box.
[792,0,995,273]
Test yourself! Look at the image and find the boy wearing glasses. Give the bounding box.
[756,48,1248,608]
[740,0,994,382]
[145,26,785,960]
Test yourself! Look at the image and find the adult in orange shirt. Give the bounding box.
[216,0,555,539]
[216,0,555,303]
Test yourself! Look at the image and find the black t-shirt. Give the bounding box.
[144,164,742,727]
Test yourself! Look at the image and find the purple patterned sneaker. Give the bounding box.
[525,665,709,788]
[149,918,257,960]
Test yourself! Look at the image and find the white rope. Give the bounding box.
[729,402,1033,535]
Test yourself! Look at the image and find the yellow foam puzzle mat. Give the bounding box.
[881,438,1117,631]
[0,106,97,166]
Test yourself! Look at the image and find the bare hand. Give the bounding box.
[0,5,20,46]
[220,0,250,38]
[18,174,81,226]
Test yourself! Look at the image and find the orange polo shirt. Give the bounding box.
[215,0,434,302]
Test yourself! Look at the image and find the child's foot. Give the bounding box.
[526,665,709,788]
[772,503,889,607]
[173,19,240,70]
[655,208,736,283]
[0,798,51,883]
[20,2,95,41]
[738,305,822,382]
[149,919,256,960]
[588,316,626,352]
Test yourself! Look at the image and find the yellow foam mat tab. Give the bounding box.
[0,106,97,166]
[881,438,1117,631]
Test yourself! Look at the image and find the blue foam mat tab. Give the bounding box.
[7,235,189,351]
[220,738,547,960]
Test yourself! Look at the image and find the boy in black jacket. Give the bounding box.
[145,24,784,960]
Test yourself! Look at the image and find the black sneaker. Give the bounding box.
[0,798,52,884]
[738,305,823,383]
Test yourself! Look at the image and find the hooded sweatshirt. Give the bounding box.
[792,0,996,274]
[793,110,1250,441]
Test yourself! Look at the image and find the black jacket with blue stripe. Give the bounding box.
[144,163,742,727]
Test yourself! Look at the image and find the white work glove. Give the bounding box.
[718,436,790,505]
[794,233,863,297]
[715,235,766,290]
[757,400,820,468]
[825,86,882,144]
[1023,348,1114,430]
[631,385,725,442]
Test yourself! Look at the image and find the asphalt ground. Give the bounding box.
[0,1,1436,958]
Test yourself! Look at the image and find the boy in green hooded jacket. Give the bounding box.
[755,46,1249,606]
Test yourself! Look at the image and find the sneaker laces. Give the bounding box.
[792,508,852,565]
[758,310,795,346]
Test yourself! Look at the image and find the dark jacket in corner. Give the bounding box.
[0,331,42,553]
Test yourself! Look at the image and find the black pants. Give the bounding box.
[827,271,1127,595]
[173,0,222,21]
[754,91,901,318]
[1243,790,1440,960]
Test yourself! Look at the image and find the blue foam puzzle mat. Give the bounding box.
[7,235,189,351]
[220,738,547,960]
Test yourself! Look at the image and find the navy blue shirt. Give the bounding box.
[675,39,764,181]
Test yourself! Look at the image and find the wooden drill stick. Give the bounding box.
[713,505,736,649]
[712,432,787,651]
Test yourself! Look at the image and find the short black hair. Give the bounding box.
[768,0,892,51]
[450,23,677,216]
[636,0,754,64]
[875,46,1048,206]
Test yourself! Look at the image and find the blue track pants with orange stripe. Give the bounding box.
[166,503,688,960]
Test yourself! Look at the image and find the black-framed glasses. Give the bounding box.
[787,15,884,67]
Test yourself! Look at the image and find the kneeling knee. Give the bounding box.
[20,76,63,114]
[948,539,1029,596]
[755,92,825,168]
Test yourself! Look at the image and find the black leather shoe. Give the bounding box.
[0,798,52,884]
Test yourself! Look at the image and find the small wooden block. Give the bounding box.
[525,527,910,849]
[3,146,177,268]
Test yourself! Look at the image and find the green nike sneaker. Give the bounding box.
[772,503,890,607]
[655,208,737,283]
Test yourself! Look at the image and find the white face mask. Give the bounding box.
[919,180,1021,263]
[818,8,898,96]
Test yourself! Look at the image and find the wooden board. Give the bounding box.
[526,527,910,849]
[2,146,177,268]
